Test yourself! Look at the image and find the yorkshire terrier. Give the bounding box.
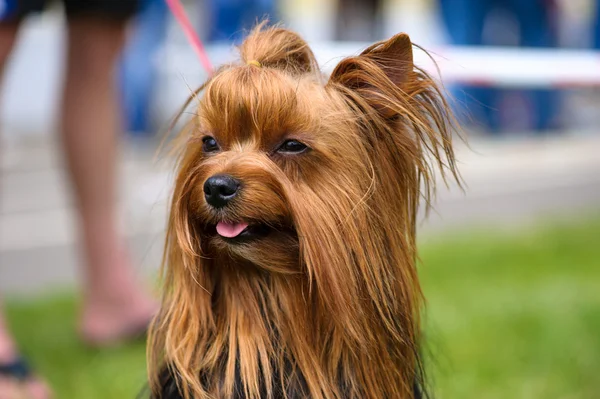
[149,22,460,399]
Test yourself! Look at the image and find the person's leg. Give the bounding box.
[120,0,168,135]
[0,299,19,384]
[206,0,279,43]
[0,301,50,399]
[0,307,18,366]
[0,18,52,399]
[594,1,600,49]
[61,16,156,345]
[511,0,558,131]
[438,0,498,133]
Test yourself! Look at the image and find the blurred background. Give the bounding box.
[0,0,599,397]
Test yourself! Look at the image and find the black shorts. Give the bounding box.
[0,0,142,21]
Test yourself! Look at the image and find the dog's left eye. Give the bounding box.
[202,136,220,153]
[277,139,308,154]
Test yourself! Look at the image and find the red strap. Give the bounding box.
[165,0,214,74]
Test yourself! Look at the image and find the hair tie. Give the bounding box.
[247,60,261,67]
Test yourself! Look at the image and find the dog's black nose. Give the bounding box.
[203,174,240,208]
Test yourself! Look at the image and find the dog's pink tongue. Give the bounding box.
[216,221,249,238]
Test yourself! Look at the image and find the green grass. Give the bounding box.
[5,296,148,399]
[5,216,600,398]
[420,216,600,399]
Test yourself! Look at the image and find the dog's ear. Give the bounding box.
[328,33,461,199]
[328,33,415,118]
[336,33,414,87]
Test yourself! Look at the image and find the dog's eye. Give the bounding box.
[277,140,308,154]
[202,136,220,153]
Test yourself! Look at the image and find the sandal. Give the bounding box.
[0,357,52,399]
[0,357,32,381]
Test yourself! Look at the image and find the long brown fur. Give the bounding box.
[148,22,461,399]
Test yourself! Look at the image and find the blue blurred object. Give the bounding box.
[120,0,167,136]
[594,0,600,48]
[439,0,559,134]
[0,0,18,19]
[205,0,278,42]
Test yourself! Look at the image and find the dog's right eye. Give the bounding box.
[202,136,220,153]
[277,139,308,154]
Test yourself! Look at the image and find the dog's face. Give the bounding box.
[183,67,367,273]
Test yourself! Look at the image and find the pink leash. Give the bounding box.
[165,0,214,74]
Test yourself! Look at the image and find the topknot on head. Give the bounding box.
[238,21,319,76]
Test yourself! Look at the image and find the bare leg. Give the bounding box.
[0,302,19,372]
[0,302,51,399]
[61,17,156,345]
[0,21,52,399]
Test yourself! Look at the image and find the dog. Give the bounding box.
[148,22,460,399]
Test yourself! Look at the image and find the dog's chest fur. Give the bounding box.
[156,364,309,399]
[155,367,423,398]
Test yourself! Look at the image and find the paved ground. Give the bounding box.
[1,132,599,296]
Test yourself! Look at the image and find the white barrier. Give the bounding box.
[313,43,600,89]
[161,42,600,89]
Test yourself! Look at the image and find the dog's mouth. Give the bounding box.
[212,221,272,242]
